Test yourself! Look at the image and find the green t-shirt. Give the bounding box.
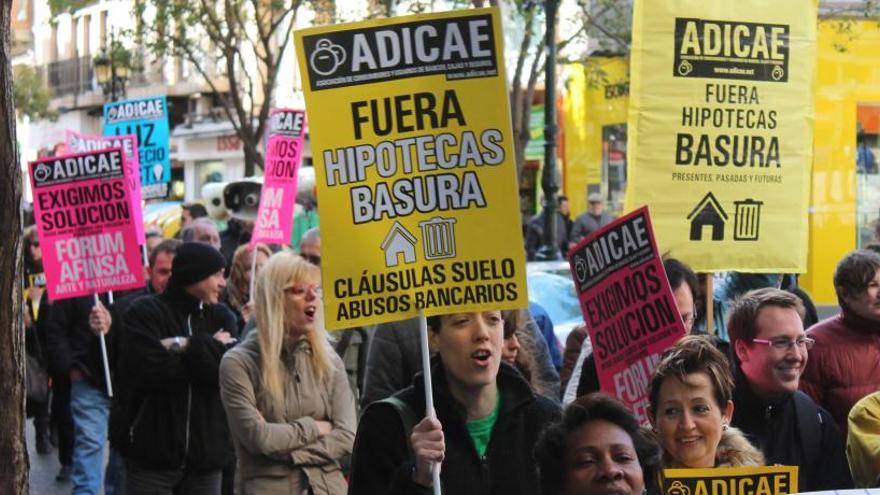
[466,391,501,458]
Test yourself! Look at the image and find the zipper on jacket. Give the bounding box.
[128,400,147,446]
[183,313,193,467]
[480,455,490,493]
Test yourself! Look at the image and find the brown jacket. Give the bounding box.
[219,331,356,495]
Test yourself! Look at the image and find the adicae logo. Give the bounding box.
[666,481,690,495]
[771,65,785,81]
[310,39,347,76]
[677,60,693,76]
[574,256,588,283]
[33,163,52,183]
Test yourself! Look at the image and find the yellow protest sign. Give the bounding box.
[295,8,527,330]
[624,0,817,272]
[664,466,798,495]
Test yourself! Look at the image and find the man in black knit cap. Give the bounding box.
[117,242,237,494]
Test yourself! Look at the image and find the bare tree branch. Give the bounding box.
[579,1,630,52]
[137,0,303,174]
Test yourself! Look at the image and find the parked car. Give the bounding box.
[143,200,182,238]
[526,261,583,344]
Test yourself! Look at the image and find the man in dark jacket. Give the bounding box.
[569,193,613,247]
[360,317,421,408]
[219,217,253,265]
[45,290,113,494]
[106,239,180,494]
[119,242,237,494]
[349,311,561,494]
[524,196,571,260]
[729,288,853,492]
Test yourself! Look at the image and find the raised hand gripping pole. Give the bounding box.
[418,311,442,495]
[249,246,258,305]
[93,292,114,398]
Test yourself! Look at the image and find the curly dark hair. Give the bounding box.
[535,393,660,495]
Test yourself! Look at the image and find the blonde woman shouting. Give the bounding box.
[219,252,355,494]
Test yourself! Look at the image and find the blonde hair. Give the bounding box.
[227,243,271,310]
[254,251,332,421]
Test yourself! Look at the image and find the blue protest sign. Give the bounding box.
[103,96,170,199]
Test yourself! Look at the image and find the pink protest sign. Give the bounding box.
[567,207,687,423]
[250,109,307,246]
[65,130,145,244]
[29,148,145,300]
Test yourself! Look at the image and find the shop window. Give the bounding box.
[169,166,185,201]
[857,104,880,247]
[602,124,628,217]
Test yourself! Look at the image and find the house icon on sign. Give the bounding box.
[380,221,418,267]
[687,192,728,241]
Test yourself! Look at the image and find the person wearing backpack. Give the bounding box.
[348,311,561,495]
[728,288,853,491]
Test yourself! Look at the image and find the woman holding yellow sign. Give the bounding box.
[648,336,763,472]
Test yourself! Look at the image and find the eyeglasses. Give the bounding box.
[284,284,322,297]
[751,336,815,351]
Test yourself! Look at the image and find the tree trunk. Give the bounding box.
[243,139,264,177]
[0,0,28,492]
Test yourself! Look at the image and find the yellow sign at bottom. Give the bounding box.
[663,466,798,495]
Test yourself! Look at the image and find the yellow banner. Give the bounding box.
[663,466,798,495]
[624,0,817,272]
[295,8,528,330]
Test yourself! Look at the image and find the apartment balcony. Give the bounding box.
[45,56,95,97]
[37,51,230,117]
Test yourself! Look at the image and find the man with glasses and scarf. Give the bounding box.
[729,288,852,492]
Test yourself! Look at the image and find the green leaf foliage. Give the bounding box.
[12,65,57,121]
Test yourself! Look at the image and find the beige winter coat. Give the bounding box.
[711,427,766,467]
[219,332,356,495]
[655,426,765,491]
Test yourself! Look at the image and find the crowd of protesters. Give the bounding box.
[21,193,880,495]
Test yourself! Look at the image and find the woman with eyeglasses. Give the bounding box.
[649,335,764,487]
[728,288,853,492]
[219,252,356,494]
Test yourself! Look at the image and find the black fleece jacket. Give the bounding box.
[348,359,561,495]
[45,293,113,390]
[117,282,237,471]
[731,369,853,492]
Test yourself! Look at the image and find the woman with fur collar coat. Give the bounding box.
[648,336,764,490]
